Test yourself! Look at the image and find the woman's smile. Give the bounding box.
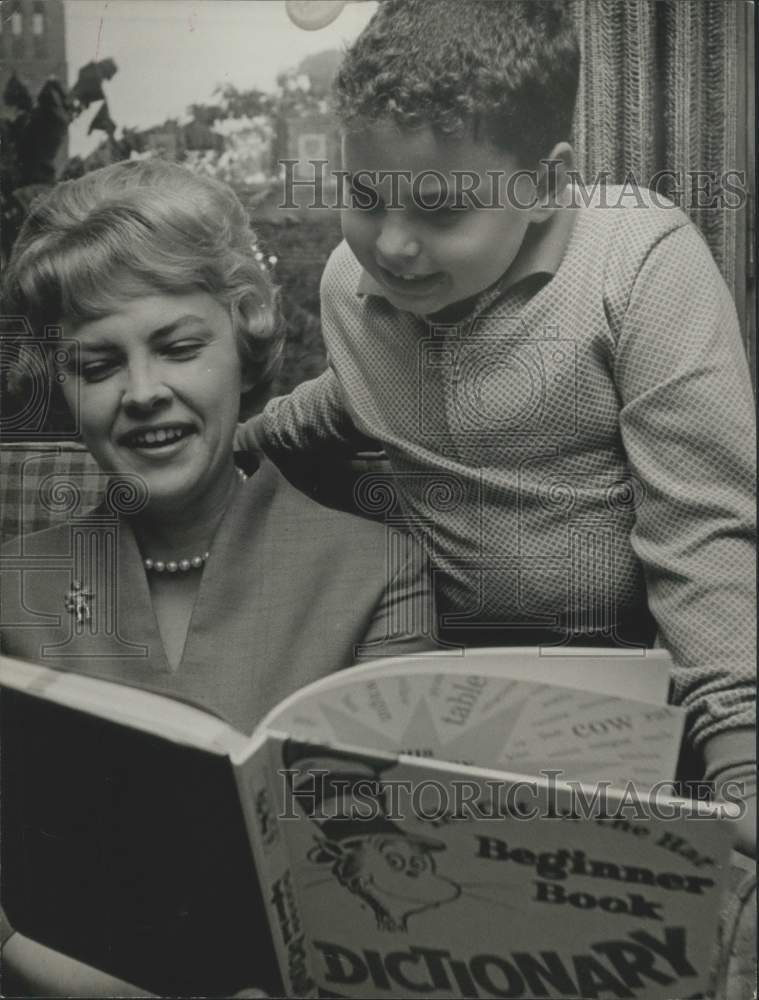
[118,421,197,458]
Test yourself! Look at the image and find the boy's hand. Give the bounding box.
[701,728,756,858]
[234,415,266,455]
[731,785,756,859]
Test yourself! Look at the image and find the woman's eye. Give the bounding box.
[80,359,119,383]
[163,340,203,360]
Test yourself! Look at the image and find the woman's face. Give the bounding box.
[61,291,246,516]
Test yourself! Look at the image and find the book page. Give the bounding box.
[266,669,683,789]
[263,647,672,730]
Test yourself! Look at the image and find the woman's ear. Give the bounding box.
[532,143,575,222]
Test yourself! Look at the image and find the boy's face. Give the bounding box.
[341,122,538,316]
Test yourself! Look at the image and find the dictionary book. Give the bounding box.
[0,648,737,998]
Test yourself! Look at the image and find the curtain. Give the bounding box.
[569,0,753,365]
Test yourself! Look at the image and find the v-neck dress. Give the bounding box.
[0,458,432,734]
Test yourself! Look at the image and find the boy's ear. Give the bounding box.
[531,143,575,222]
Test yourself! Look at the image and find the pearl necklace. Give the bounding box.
[143,467,248,574]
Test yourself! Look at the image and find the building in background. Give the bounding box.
[0,0,68,161]
[0,0,67,103]
[276,110,341,206]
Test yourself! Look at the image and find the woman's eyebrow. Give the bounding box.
[74,316,209,353]
[76,340,119,354]
[150,315,209,340]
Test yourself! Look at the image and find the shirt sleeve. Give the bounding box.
[612,221,756,750]
[238,367,373,457]
[354,535,439,661]
[237,241,382,458]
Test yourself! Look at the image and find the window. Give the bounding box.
[10,6,24,58]
[32,1,46,54]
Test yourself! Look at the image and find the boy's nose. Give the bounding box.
[375,217,421,267]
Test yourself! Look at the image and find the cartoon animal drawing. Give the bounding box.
[283,741,462,932]
[308,830,460,931]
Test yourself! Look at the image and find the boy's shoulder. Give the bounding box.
[572,182,696,272]
[569,184,734,343]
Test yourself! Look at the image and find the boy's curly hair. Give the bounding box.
[333,0,580,166]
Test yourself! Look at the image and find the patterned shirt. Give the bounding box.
[244,187,756,752]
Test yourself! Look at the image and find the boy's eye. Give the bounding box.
[347,178,384,213]
[422,204,465,226]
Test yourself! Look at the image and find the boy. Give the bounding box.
[239,1,755,850]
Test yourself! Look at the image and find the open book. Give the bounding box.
[0,648,737,998]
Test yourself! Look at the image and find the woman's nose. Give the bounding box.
[121,363,172,412]
[375,216,421,267]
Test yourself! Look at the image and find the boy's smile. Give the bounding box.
[341,122,542,316]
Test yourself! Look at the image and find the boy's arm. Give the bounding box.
[238,241,382,459]
[236,367,377,458]
[612,222,756,839]
[355,536,438,662]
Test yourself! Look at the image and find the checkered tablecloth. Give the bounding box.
[0,441,107,544]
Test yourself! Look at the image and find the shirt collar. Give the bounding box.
[356,199,577,301]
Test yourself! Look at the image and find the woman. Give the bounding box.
[0,159,433,995]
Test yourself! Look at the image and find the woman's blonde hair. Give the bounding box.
[2,159,281,410]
